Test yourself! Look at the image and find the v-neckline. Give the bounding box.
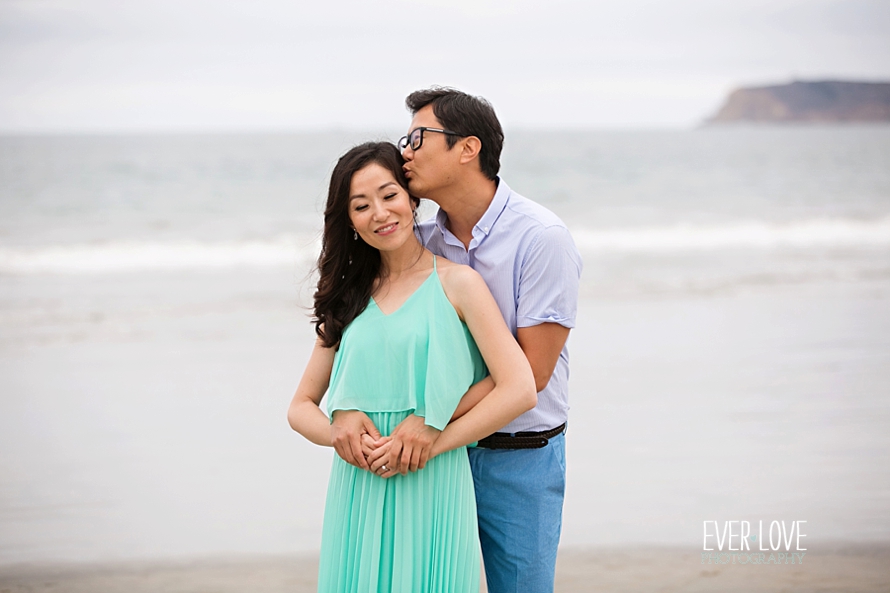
[371,265,437,317]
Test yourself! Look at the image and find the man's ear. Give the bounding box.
[458,136,482,165]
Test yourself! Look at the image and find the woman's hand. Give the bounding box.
[361,433,390,460]
[330,410,382,470]
[360,432,377,459]
[367,438,399,479]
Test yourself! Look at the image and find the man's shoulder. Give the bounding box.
[500,184,582,268]
[502,186,567,232]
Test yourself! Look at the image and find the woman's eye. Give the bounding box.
[383,193,397,200]
[354,205,368,212]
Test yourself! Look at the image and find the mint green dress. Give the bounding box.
[319,257,487,593]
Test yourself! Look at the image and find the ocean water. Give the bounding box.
[1,127,889,564]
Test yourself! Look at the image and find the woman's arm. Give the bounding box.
[289,336,384,470]
[287,338,337,447]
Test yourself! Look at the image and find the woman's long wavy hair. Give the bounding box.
[314,142,419,349]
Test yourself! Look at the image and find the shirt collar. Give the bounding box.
[435,177,511,240]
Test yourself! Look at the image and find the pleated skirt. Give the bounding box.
[318,411,480,593]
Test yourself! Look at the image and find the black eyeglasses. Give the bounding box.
[398,127,462,152]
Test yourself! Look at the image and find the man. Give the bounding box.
[331,87,581,592]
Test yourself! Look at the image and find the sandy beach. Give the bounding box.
[2,131,889,591]
[2,544,889,593]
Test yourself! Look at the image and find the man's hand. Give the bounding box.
[374,414,441,475]
[330,410,381,471]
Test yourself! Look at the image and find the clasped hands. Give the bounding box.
[330,410,441,479]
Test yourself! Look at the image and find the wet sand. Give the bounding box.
[2,544,888,593]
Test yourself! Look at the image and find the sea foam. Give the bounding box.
[572,217,890,253]
[0,237,319,274]
[2,217,889,274]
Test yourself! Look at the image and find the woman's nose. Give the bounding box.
[370,201,388,220]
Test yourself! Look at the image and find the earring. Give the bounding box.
[353,230,357,241]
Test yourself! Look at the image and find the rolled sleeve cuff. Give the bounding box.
[517,314,576,329]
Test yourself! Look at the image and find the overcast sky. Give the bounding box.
[1,0,888,132]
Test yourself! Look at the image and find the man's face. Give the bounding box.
[401,105,459,200]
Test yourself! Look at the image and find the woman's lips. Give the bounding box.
[375,222,398,235]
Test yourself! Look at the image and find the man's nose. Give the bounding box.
[401,144,414,160]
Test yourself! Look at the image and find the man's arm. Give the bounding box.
[515,224,581,391]
[370,266,537,476]
[378,323,564,476]
[451,376,495,420]
[516,323,570,392]
[372,375,495,476]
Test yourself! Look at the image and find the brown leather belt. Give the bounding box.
[476,423,567,450]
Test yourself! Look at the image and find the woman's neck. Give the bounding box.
[378,237,427,280]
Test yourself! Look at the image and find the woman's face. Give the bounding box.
[348,163,416,253]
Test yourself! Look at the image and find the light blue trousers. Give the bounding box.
[468,432,566,593]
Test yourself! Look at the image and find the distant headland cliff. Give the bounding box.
[707,80,890,124]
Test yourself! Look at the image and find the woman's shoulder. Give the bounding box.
[434,256,489,317]
[435,256,483,286]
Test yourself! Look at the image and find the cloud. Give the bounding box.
[0,0,887,131]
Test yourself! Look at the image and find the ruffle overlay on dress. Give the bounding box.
[326,272,487,431]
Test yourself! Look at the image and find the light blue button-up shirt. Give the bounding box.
[419,178,582,433]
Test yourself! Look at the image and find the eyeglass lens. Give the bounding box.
[409,129,423,150]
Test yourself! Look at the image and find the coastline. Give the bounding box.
[2,544,888,593]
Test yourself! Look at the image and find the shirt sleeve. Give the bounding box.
[516,225,582,329]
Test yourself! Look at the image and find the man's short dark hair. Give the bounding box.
[405,87,504,181]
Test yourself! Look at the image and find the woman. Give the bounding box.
[287,142,535,593]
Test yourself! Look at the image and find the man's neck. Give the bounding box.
[438,176,498,249]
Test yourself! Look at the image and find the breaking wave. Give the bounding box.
[0,236,319,274]
[572,217,890,253]
[2,217,889,274]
